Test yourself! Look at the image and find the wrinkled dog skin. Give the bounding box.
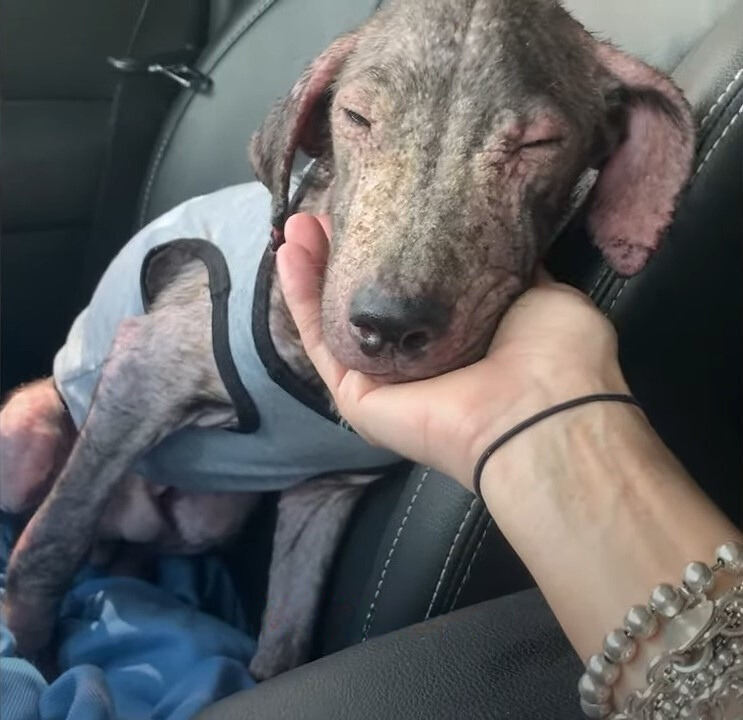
[2,0,694,680]
[253,0,694,382]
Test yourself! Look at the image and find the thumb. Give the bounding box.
[277,213,346,390]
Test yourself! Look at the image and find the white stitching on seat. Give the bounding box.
[361,467,430,641]
[700,68,743,129]
[138,0,278,226]
[450,519,492,611]
[424,497,478,619]
[587,267,607,300]
[693,103,743,181]
[607,278,629,314]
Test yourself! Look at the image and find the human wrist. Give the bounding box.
[477,397,641,521]
[462,359,630,494]
[474,391,741,654]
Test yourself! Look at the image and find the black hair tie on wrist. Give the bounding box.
[472,393,642,500]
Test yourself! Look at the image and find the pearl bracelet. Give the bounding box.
[579,540,743,719]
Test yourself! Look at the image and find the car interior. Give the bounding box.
[1,0,741,716]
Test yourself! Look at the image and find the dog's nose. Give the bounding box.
[349,287,450,357]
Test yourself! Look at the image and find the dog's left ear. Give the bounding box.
[586,42,695,276]
[250,32,359,246]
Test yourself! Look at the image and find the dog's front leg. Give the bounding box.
[249,473,379,680]
[3,311,219,658]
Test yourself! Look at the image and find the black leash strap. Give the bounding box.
[269,160,320,250]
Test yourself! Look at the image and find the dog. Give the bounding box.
[0,0,694,682]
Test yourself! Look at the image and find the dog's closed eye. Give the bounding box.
[518,136,564,150]
[343,108,372,128]
[510,113,568,156]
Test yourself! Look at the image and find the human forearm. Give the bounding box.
[478,400,742,691]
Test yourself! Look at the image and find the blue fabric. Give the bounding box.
[0,515,256,720]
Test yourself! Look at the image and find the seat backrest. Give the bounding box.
[137,0,381,228]
[567,0,738,71]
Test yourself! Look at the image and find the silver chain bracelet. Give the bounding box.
[579,540,743,719]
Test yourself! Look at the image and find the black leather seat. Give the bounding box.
[132,0,741,715]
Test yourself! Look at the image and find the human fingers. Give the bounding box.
[278,214,346,391]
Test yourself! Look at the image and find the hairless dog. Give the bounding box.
[1,0,694,682]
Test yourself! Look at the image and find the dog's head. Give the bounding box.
[251,0,694,382]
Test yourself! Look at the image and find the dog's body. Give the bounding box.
[1,181,382,680]
[52,183,399,498]
[1,0,694,683]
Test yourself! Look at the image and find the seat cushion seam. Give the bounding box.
[587,266,609,301]
[699,66,743,130]
[442,511,488,608]
[424,497,479,619]
[360,467,430,641]
[450,519,492,611]
[607,278,629,313]
[693,101,743,181]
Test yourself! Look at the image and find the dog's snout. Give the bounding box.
[349,288,450,358]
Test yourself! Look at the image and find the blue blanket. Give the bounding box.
[0,516,256,720]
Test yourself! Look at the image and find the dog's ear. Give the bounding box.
[586,42,695,276]
[250,32,358,246]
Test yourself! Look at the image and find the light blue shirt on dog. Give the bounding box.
[53,182,401,492]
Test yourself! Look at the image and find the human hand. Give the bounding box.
[280,216,743,705]
[277,213,629,489]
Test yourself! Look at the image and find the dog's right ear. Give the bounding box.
[250,32,359,246]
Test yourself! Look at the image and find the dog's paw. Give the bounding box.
[2,590,57,659]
